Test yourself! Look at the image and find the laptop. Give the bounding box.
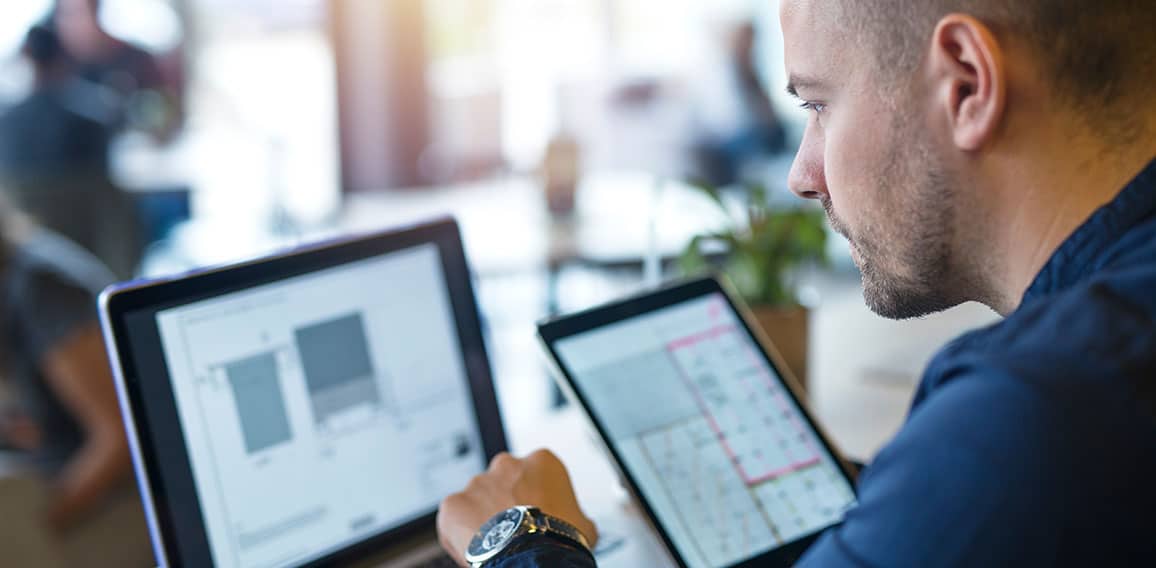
[100,217,507,568]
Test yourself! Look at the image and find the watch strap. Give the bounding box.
[529,509,591,552]
[506,529,595,560]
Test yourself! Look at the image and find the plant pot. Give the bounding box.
[749,305,810,394]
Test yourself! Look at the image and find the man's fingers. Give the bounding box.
[489,452,520,475]
[525,448,562,469]
[437,492,473,566]
[464,474,486,494]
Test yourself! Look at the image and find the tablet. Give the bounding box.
[537,277,857,568]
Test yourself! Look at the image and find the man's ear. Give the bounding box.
[928,14,1006,151]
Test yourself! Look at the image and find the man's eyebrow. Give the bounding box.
[786,75,825,99]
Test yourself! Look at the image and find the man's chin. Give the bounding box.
[862,276,961,320]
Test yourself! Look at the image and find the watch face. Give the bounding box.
[467,507,525,559]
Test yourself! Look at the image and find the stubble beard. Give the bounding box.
[831,122,969,320]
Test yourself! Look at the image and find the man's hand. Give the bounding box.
[437,449,598,566]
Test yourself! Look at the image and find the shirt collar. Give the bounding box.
[1022,157,1156,305]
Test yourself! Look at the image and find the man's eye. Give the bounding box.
[799,101,827,114]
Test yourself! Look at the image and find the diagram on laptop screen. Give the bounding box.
[556,293,856,568]
[156,245,487,568]
[224,351,293,454]
[195,309,392,450]
[294,312,387,428]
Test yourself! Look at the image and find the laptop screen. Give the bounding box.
[151,242,486,568]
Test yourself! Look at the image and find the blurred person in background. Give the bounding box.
[692,20,788,187]
[0,202,151,566]
[0,23,143,280]
[53,0,183,143]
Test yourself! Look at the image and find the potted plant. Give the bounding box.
[679,182,828,392]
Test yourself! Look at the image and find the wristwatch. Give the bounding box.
[464,506,591,567]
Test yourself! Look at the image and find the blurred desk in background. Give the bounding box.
[340,171,729,276]
[0,454,152,568]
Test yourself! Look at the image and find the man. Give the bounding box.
[54,0,183,143]
[0,23,143,280]
[438,0,1156,566]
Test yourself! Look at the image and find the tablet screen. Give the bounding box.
[551,290,856,568]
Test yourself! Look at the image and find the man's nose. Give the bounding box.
[788,132,827,201]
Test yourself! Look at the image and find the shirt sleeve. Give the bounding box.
[488,534,597,568]
[796,353,1147,568]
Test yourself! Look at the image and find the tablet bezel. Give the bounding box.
[100,217,508,567]
[537,275,857,568]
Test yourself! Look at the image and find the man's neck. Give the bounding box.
[987,126,1156,315]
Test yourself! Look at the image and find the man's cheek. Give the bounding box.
[823,141,859,231]
[827,116,883,227]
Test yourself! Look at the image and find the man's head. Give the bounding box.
[22,24,68,79]
[781,0,1156,318]
[55,0,107,60]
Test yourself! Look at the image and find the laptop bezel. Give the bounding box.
[99,217,507,567]
[537,275,859,568]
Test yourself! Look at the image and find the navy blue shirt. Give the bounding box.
[492,157,1156,567]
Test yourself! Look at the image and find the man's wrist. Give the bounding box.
[465,506,593,567]
[478,531,595,567]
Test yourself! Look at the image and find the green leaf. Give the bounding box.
[679,235,711,276]
[686,179,730,217]
[679,180,830,306]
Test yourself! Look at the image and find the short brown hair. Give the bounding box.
[837,0,1156,137]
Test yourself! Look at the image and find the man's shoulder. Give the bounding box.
[878,246,1156,536]
[928,245,1156,390]
[911,232,1156,451]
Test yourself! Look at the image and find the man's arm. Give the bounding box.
[438,450,598,567]
[796,358,1140,567]
[477,538,596,568]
